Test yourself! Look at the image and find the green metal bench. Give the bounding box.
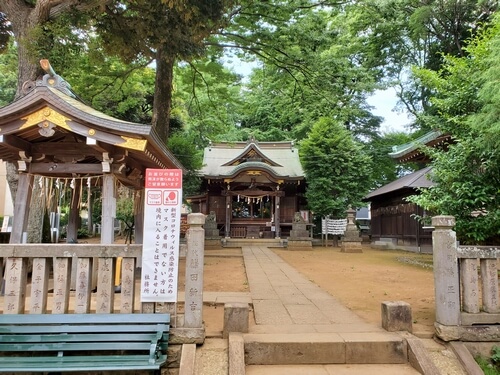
[0,313,170,373]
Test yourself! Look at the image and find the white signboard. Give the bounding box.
[141,168,182,302]
[322,218,347,235]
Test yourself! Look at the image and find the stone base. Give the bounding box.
[287,239,312,248]
[169,326,206,344]
[205,239,221,248]
[435,322,500,342]
[205,229,220,237]
[223,302,249,339]
[341,241,363,253]
[290,230,310,238]
[381,301,412,333]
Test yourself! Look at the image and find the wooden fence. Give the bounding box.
[0,244,152,315]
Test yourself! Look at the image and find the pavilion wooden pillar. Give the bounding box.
[10,173,34,244]
[101,174,116,244]
[66,179,81,243]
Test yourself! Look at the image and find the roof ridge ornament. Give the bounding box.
[39,59,76,98]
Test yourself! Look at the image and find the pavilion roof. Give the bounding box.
[0,64,183,188]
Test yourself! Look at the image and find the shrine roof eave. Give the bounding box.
[388,130,452,163]
[363,166,434,201]
[203,174,304,182]
[0,85,184,171]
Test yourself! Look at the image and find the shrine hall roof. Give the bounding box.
[201,140,304,179]
[364,166,434,200]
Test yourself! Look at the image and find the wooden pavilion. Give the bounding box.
[188,138,307,239]
[0,60,184,245]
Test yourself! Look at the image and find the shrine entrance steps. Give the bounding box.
[221,238,287,248]
[188,245,442,374]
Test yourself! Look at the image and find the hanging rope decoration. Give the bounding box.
[236,194,270,204]
[24,174,105,214]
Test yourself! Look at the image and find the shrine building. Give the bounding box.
[188,138,307,239]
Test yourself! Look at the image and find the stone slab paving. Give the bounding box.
[246,364,421,374]
[242,246,384,331]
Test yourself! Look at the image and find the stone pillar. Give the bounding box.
[432,216,460,326]
[184,213,205,328]
[481,259,499,313]
[341,207,362,253]
[461,258,479,313]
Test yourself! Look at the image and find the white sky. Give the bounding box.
[367,89,412,134]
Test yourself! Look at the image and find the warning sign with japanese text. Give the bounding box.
[141,169,182,302]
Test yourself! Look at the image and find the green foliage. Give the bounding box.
[0,42,17,106]
[476,346,500,374]
[300,117,373,218]
[116,197,134,230]
[409,15,500,244]
[0,12,11,53]
[166,132,203,198]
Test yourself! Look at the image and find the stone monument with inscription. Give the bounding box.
[340,207,363,253]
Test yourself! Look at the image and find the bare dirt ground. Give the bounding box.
[200,245,435,336]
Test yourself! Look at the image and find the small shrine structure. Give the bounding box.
[188,138,307,239]
[0,60,184,245]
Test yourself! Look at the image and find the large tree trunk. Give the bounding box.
[151,46,174,142]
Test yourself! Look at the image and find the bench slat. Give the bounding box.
[0,313,169,372]
[0,313,170,325]
[0,323,169,334]
[0,332,164,344]
[0,354,167,372]
[0,341,159,352]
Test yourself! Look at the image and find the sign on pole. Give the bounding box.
[141,169,182,302]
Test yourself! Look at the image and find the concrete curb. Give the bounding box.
[449,341,484,375]
[404,334,441,375]
[229,333,245,375]
[179,343,196,375]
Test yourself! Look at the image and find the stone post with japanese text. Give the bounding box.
[184,213,205,328]
[432,216,460,326]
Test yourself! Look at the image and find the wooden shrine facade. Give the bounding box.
[188,139,307,238]
[0,60,183,245]
[364,131,452,253]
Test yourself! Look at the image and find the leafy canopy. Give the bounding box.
[409,15,500,244]
[300,117,372,218]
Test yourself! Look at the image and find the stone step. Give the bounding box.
[243,332,407,365]
[246,364,421,374]
[222,238,286,248]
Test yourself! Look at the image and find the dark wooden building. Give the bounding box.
[363,130,452,253]
[364,167,433,252]
[188,138,307,238]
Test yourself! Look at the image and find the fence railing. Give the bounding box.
[432,216,500,341]
[0,244,144,315]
